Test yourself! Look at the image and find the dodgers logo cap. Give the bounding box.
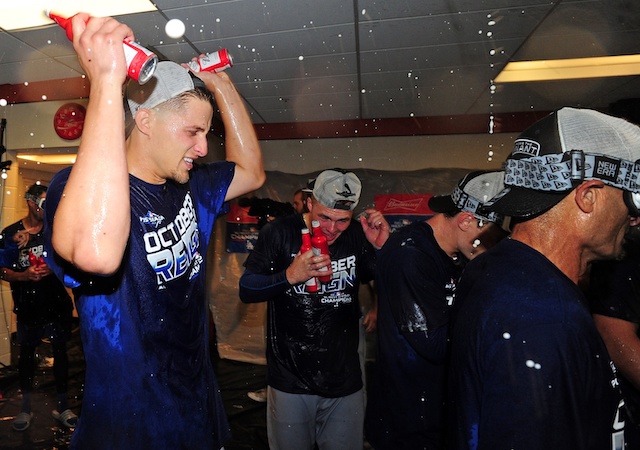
[311,169,362,211]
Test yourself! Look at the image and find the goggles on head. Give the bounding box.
[450,185,501,223]
[26,194,45,209]
[504,149,640,216]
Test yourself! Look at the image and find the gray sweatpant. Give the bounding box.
[267,386,365,450]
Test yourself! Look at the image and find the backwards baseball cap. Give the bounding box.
[125,61,206,119]
[428,170,505,223]
[310,169,362,211]
[484,107,640,218]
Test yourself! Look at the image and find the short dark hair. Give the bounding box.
[26,184,46,198]
[294,188,310,199]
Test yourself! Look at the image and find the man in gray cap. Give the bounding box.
[239,169,389,450]
[365,170,507,450]
[43,14,264,450]
[449,107,640,449]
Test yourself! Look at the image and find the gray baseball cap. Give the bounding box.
[125,61,203,119]
[311,169,362,211]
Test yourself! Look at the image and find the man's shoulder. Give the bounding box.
[45,166,73,206]
[190,160,235,183]
[259,214,304,238]
[389,220,430,236]
[50,166,73,186]
[465,240,536,278]
[382,221,434,252]
[461,239,574,310]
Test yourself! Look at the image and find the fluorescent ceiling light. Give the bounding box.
[0,0,156,31]
[18,154,77,165]
[494,55,640,83]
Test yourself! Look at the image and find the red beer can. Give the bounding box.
[47,10,158,84]
[187,49,233,73]
[123,39,158,84]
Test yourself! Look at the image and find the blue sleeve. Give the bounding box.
[189,161,235,243]
[239,268,290,303]
[238,218,296,303]
[0,240,18,268]
[0,222,18,263]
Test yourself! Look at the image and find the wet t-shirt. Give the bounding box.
[366,221,461,450]
[240,214,376,397]
[0,222,72,327]
[449,238,624,450]
[44,162,234,450]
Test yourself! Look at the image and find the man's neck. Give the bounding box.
[427,214,459,259]
[510,223,584,284]
[22,215,43,233]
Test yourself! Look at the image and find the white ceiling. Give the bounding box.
[1,0,640,126]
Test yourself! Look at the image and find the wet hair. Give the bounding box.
[442,209,460,219]
[124,84,215,138]
[164,85,214,111]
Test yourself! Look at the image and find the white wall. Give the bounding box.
[3,99,87,151]
[259,133,515,174]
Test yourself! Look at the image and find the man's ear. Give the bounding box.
[305,196,313,213]
[134,109,152,136]
[574,179,605,214]
[457,211,475,231]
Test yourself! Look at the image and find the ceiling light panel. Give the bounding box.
[495,55,640,83]
[0,0,157,31]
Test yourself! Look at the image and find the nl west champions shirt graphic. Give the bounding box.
[139,193,203,288]
[292,253,357,306]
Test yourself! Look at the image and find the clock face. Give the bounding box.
[53,102,86,140]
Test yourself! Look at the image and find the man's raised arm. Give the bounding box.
[52,14,132,275]
[193,70,265,200]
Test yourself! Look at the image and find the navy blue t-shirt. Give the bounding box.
[449,238,624,450]
[366,221,461,450]
[1,221,72,327]
[44,162,234,450]
[239,213,376,397]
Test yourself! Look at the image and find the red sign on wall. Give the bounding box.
[374,193,434,233]
[226,203,260,253]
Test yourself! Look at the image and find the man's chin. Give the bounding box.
[170,170,190,184]
[326,236,338,245]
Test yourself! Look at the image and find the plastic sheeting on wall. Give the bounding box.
[208,167,472,364]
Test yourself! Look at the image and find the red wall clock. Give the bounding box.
[53,102,86,140]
